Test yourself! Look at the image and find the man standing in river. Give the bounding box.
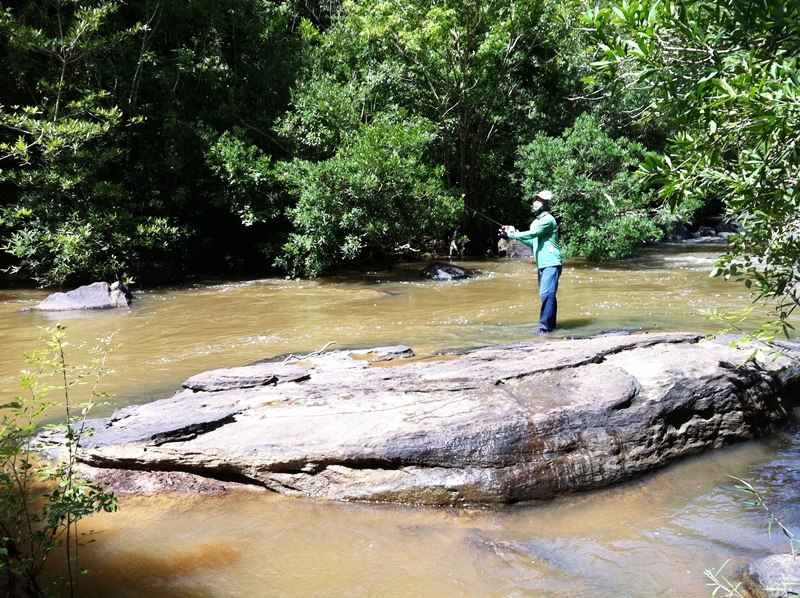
[499,189,563,334]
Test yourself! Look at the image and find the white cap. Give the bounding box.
[534,190,552,202]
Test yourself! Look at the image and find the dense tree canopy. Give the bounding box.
[278,114,461,277]
[0,1,144,285]
[2,0,794,317]
[276,0,594,271]
[0,0,301,285]
[586,0,800,334]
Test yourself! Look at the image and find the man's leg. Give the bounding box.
[537,266,562,332]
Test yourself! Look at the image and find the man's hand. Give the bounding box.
[498,228,509,240]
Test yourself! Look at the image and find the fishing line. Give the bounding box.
[469,207,504,228]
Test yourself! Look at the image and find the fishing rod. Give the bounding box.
[468,207,505,228]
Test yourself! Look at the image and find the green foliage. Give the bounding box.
[121,0,301,277]
[705,306,796,355]
[0,0,177,286]
[276,74,365,161]
[731,476,798,558]
[278,115,462,277]
[2,207,183,287]
[1,324,118,597]
[516,113,661,260]
[1,0,302,284]
[0,0,708,282]
[704,560,744,598]
[206,127,281,227]
[585,0,800,334]
[280,0,588,243]
[705,476,799,596]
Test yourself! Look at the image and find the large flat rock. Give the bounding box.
[65,333,800,506]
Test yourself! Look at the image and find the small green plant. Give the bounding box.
[705,476,799,596]
[731,477,798,558]
[0,324,119,597]
[705,305,794,343]
[704,307,795,366]
[705,560,744,598]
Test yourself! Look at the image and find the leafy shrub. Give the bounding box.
[277,114,462,277]
[206,127,282,227]
[0,2,181,287]
[2,207,182,287]
[516,113,662,260]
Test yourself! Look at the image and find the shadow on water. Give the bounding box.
[73,541,233,598]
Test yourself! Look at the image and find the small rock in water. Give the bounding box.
[28,281,130,312]
[742,554,800,598]
[420,261,473,281]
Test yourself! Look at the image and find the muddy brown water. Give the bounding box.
[1,243,798,596]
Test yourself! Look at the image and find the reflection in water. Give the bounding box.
[1,243,798,596]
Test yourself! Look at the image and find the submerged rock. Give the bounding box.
[420,261,473,280]
[52,333,800,506]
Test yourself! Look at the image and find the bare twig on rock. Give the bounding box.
[282,341,337,364]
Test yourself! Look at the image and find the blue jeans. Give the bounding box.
[537,265,562,332]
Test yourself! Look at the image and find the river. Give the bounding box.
[1,243,798,596]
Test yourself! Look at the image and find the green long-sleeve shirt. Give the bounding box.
[507,211,562,267]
